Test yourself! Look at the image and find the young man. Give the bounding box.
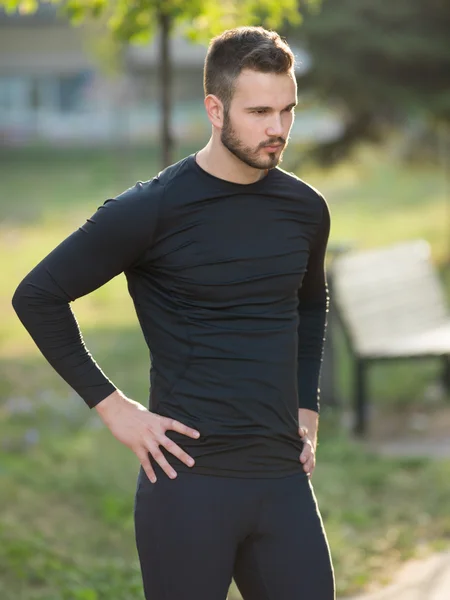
[13,26,335,600]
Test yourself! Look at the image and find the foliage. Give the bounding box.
[286,0,450,163]
[0,0,319,42]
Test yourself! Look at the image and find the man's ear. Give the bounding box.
[204,94,224,130]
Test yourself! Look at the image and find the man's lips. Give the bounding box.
[263,144,283,151]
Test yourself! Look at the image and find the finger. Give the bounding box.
[305,464,315,478]
[300,447,311,462]
[299,426,308,438]
[163,418,200,439]
[303,458,315,473]
[149,445,178,479]
[159,435,195,468]
[136,450,157,483]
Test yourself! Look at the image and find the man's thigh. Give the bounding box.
[233,472,335,600]
[134,464,240,600]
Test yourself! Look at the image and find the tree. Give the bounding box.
[285,0,450,164]
[1,0,316,166]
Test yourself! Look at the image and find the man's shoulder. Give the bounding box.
[112,155,193,212]
[155,155,193,188]
[114,155,192,201]
[273,166,325,202]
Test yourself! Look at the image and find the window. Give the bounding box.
[0,71,93,114]
[59,72,92,113]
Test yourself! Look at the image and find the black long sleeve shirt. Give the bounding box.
[12,153,330,478]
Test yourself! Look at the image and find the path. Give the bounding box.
[343,550,450,600]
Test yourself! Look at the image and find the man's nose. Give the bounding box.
[266,115,284,138]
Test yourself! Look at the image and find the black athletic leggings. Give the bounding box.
[134,460,335,600]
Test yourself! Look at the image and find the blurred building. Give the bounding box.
[0,3,342,146]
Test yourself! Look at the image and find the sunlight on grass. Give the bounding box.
[308,149,449,264]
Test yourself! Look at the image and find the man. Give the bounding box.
[13,26,335,600]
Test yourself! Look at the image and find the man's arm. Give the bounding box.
[298,408,319,450]
[12,180,162,407]
[297,195,331,473]
[297,194,331,416]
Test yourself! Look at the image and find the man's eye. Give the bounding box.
[253,109,267,115]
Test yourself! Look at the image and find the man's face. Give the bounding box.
[221,69,297,170]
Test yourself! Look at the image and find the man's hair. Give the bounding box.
[204,26,295,111]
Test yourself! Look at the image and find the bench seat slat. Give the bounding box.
[358,321,450,358]
[332,240,450,358]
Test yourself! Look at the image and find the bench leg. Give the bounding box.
[443,355,450,393]
[354,359,368,436]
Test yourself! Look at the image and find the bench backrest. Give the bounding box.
[330,240,448,354]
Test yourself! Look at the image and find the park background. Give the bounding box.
[0,0,449,598]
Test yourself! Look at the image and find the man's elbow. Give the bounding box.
[11,273,43,319]
[12,278,28,319]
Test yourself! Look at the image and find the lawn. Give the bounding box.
[0,142,449,599]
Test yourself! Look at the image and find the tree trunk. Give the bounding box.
[158,9,173,168]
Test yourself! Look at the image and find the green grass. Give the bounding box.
[1,143,449,598]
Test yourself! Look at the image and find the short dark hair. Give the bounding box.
[204,26,295,111]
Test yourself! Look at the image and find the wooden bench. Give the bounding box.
[329,239,450,434]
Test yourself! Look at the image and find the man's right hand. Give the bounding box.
[95,390,200,483]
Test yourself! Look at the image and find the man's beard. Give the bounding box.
[221,110,286,170]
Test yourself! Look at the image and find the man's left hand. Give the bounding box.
[299,426,316,477]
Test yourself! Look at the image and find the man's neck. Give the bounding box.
[196,141,268,185]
